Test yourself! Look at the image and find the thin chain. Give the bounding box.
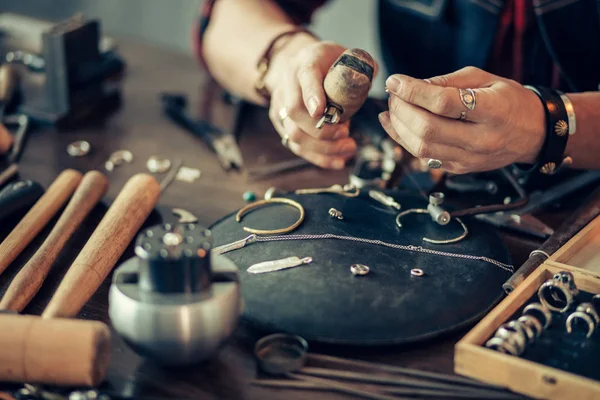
[255,233,514,273]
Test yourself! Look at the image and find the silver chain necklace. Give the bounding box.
[212,233,514,273]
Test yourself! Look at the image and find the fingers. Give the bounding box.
[426,66,497,88]
[297,62,325,118]
[386,74,498,123]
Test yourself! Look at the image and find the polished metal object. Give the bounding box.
[328,208,343,220]
[410,268,424,277]
[278,107,288,125]
[350,264,370,276]
[66,140,90,157]
[396,209,468,245]
[146,156,172,173]
[368,190,401,210]
[485,337,519,356]
[316,104,341,129]
[159,159,183,193]
[517,315,543,342]
[105,149,133,171]
[459,88,476,111]
[538,271,579,312]
[210,233,514,272]
[236,198,305,235]
[495,321,528,354]
[281,135,290,148]
[427,159,442,169]
[296,183,360,197]
[175,166,201,183]
[523,303,552,329]
[459,111,467,121]
[566,302,600,338]
[427,193,451,225]
[529,249,551,259]
[248,256,313,274]
[109,224,242,366]
[172,208,198,224]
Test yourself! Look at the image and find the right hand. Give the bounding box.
[265,35,357,169]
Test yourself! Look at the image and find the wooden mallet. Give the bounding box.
[0,173,160,386]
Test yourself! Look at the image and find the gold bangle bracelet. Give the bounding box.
[235,197,305,235]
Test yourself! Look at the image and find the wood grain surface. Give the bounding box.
[0,169,82,276]
[0,171,109,312]
[0,39,549,399]
[42,173,160,319]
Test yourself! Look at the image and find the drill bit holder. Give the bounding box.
[109,223,242,366]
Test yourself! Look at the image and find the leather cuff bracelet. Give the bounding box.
[524,85,572,175]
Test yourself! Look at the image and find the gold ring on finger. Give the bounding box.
[459,88,476,111]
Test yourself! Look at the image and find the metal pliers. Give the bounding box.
[161,93,243,171]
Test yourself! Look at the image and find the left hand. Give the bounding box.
[379,66,546,174]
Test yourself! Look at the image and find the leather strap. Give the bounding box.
[524,85,572,175]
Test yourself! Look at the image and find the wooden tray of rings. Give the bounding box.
[454,214,600,400]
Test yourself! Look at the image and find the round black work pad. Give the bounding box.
[210,192,512,345]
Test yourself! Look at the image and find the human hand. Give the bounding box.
[379,67,546,174]
[265,36,358,169]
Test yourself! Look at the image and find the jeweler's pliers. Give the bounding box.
[161,93,244,172]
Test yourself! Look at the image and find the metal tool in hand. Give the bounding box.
[475,170,600,238]
[160,93,243,171]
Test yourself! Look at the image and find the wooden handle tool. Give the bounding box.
[43,173,160,318]
[0,171,109,312]
[317,48,376,128]
[0,64,20,154]
[0,173,159,387]
[0,169,83,276]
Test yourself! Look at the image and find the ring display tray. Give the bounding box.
[455,214,600,399]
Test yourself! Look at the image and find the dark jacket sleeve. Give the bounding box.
[192,0,328,67]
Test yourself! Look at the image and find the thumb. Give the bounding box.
[426,66,496,88]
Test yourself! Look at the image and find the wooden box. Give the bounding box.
[455,215,600,400]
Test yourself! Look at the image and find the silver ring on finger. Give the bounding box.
[281,134,290,149]
[427,159,442,169]
[278,107,288,126]
[459,88,476,111]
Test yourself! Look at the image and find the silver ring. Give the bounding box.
[459,88,476,111]
[458,111,467,121]
[523,303,552,329]
[278,107,288,125]
[485,337,519,356]
[529,249,550,259]
[495,321,527,354]
[517,315,543,341]
[427,159,442,169]
[538,271,579,313]
[566,304,598,338]
[281,134,290,148]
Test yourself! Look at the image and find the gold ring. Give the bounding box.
[236,197,305,235]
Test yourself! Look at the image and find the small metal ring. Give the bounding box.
[427,159,442,169]
[495,321,527,354]
[529,249,551,259]
[517,315,543,341]
[459,88,476,111]
[278,107,288,125]
[350,264,370,276]
[523,303,552,329]
[538,272,578,313]
[566,311,596,338]
[236,198,305,235]
[67,140,91,157]
[410,268,424,277]
[485,337,519,356]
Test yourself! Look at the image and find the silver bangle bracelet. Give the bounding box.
[559,93,576,135]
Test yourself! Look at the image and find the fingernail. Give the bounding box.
[386,76,402,93]
[333,128,349,139]
[308,97,318,117]
[332,159,345,169]
[378,112,389,125]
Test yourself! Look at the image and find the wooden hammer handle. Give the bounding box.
[0,171,109,312]
[42,173,160,319]
[0,169,83,276]
[0,124,13,154]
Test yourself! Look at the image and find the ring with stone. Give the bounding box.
[427,159,442,169]
[538,271,579,313]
